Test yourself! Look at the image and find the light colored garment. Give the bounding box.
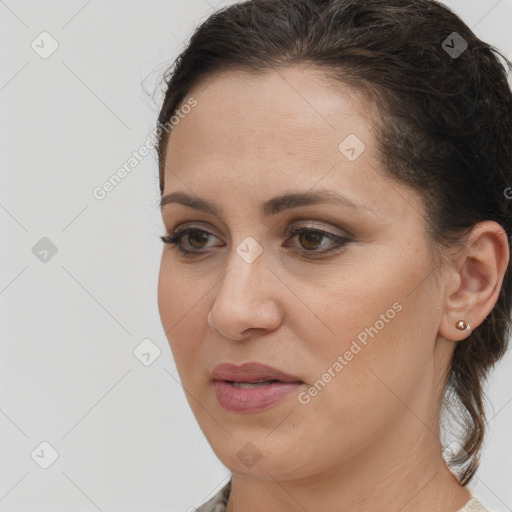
[195,480,490,512]
[459,497,490,511]
[196,481,230,512]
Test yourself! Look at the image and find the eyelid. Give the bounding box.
[169,222,224,240]
[285,220,349,238]
[168,219,350,239]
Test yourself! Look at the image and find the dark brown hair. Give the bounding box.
[156,0,512,484]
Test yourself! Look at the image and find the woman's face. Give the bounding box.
[158,65,452,481]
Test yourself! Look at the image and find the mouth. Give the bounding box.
[211,361,304,383]
[224,379,283,389]
[211,362,305,413]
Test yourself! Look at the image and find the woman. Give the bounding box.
[155,0,512,510]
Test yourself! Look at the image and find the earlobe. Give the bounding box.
[438,221,510,342]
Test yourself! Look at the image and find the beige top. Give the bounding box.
[196,480,489,512]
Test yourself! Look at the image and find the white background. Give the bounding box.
[1,1,511,511]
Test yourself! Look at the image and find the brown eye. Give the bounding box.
[188,230,210,249]
[286,226,350,257]
[161,225,350,259]
[298,230,323,250]
[161,227,221,256]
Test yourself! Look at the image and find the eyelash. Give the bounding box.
[160,225,350,258]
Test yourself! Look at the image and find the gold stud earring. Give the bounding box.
[455,320,468,330]
[455,320,471,333]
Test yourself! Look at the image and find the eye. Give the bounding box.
[160,224,351,258]
[160,227,221,256]
[285,226,350,256]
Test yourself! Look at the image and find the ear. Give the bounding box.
[439,221,510,342]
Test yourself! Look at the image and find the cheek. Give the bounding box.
[297,262,403,352]
[157,258,207,371]
[295,249,436,399]
[157,256,203,326]
[157,259,180,333]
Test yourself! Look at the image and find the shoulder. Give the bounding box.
[196,480,231,512]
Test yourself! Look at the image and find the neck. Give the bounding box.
[226,414,471,512]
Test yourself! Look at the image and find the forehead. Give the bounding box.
[166,66,372,174]
[168,65,371,155]
[162,65,421,224]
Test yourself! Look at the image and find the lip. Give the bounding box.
[211,362,304,413]
[211,362,303,383]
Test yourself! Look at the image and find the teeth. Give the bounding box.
[229,380,275,388]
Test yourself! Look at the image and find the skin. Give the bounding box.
[157,65,509,512]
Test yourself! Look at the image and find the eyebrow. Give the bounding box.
[160,189,379,218]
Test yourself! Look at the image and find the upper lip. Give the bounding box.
[211,362,303,383]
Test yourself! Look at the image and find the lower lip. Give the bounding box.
[213,380,303,413]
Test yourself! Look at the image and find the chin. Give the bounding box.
[207,433,322,481]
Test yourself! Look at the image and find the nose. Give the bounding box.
[207,247,284,341]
